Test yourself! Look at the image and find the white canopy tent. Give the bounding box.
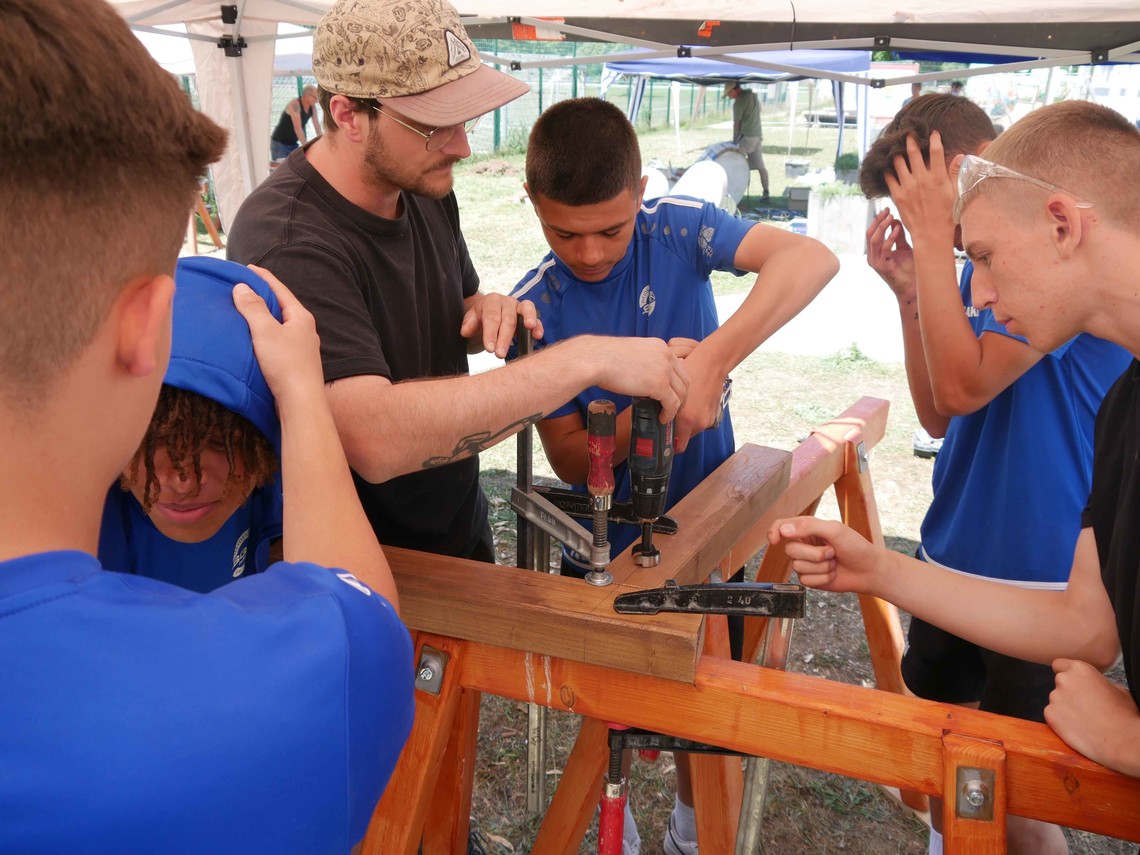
[113,0,1140,225]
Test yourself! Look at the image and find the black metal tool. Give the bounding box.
[532,486,678,535]
[614,579,806,618]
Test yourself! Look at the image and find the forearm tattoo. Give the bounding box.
[422,412,545,468]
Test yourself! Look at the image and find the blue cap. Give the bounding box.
[167,257,283,452]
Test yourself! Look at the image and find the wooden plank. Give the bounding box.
[727,396,890,566]
[942,734,1007,854]
[422,688,480,854]
[389,547,702,681]
[458,643,1140,843]
[389,443,790,682]
[834,436,909,698]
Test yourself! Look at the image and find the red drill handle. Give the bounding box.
[587,399,617,497]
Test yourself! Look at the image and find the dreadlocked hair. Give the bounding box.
[122,385,279,511]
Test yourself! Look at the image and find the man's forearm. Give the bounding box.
[331,335,683,484]
[278,385,399,608]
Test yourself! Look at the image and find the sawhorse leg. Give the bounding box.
[423,688,481,854]
[834,438,929,815]
[942,734,1007,854]
[362,633,468,855]
[691,613,744,852]
[531,716,608,855]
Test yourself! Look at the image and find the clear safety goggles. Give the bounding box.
[954,154,1093,220]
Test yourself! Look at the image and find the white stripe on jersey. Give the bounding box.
[511,257,559,300]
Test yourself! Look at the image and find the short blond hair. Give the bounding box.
[978,101,1140,227]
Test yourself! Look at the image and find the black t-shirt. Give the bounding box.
[227,148,488,558]
[1081,358,1140,707]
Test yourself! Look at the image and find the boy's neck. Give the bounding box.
[0,408,113,565]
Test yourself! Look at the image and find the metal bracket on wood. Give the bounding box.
[415,646,448,695]
[955,766,995,821]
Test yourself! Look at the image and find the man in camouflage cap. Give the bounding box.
[228,0,690,565]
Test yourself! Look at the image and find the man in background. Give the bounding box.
[270,84,321,161]
[725,81,770,202]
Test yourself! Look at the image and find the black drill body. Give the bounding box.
[628,398,674,566]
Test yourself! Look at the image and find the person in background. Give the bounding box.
[725,81,770,202]
[902,81,923,108]
[0,2,412,849]
[270,84,321,161]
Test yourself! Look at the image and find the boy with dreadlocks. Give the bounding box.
[100,257,286,592]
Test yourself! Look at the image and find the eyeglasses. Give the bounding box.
[954,154,1092,219]
[370,104,483,152]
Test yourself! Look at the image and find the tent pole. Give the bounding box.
[230,51,256,200]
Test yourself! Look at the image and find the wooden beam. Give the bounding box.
[457,642,1140,843]
[362,633,466,855]
[389,546,702,681]
[388,443,791,682]
[729,396,890,565]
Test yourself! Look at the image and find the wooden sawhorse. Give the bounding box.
[364,397,1140,853]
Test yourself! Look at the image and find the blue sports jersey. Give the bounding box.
[920,262,1130,587]
[0,550,413,853]
[100,486,282,592]
[99,257,284,592]
[511,197,754,568]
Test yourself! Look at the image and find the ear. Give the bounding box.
[1046,194,1085,260]
[522,183,539,216]
[636,174,648,207]
[116,273,174,379]
[328,95,370,143]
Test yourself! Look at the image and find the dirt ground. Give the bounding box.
[468,349,1136,855]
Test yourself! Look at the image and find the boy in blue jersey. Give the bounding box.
[833,95,1129,855]
[0,2,413,852]
[510,97,839,855]
[100,257,286,593]
[771,98,1140,788]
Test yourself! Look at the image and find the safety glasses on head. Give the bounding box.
[371,104,483,152]
[954,154,1093,220]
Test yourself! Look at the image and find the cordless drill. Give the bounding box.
[628,397,674,567]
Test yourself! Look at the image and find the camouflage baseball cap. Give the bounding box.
[313,0,529,127]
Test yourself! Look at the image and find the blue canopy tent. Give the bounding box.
[602,49,870,165]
